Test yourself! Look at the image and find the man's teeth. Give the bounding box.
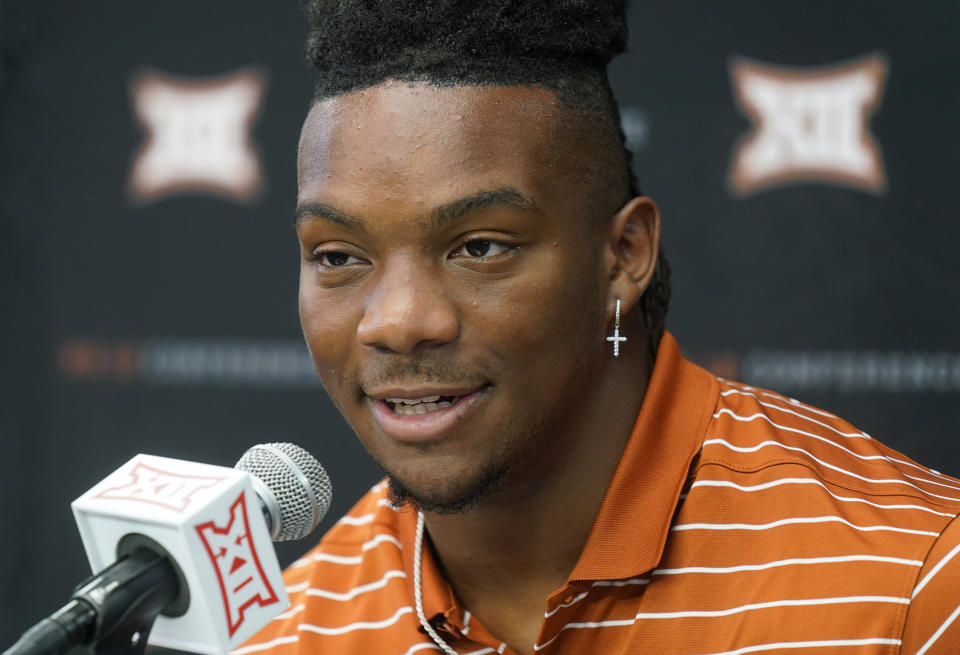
[385,395,457,415]
[388,396,441,404]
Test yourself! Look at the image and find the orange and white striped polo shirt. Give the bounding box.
[239,333,960,654]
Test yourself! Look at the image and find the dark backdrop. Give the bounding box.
[2,0,958,648]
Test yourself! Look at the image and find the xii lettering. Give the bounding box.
[96,462,225,513]
[196,492,279,637]
[728,53,888,195]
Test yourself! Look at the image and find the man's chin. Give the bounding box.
[385,467,505,515]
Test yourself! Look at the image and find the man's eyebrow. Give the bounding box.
[428,188,539,228]
[294,202,366,232]
[294,188,538,231]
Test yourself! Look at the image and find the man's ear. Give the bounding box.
[604,196,661,320]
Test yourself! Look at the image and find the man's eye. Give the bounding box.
[455,240,511,259]
[315,251,361,267]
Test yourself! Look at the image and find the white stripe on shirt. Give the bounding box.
[544,590,591,617]
[703,438,960,502]
[231,635,299,655]
[701,637,901,655]
[672,515,939,537]
[914,604,960,655]
[398,642,440,655]
[886,455,953,483]
[904,471,960,492]
[912,541,960,599]
[272,603,306,621]
[533,617,637,650]
[291,533,402,568]
[305,569,407,602]
[654,555,922,576]
[719,389,868,439]
[690,478,954,517]
[718,381,842,421]
[712,410,890,465]
[632,595,908,620]
[592,577,650,588]
[299,606,414,636]
[337,513,376,526]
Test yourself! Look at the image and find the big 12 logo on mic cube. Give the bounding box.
[72,454,289,653]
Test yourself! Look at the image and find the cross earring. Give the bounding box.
[606,298,626,357]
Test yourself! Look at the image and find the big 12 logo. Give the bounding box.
[95,461,226,513]
[195,492,280,636]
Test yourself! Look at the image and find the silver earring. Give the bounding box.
[606,298,626,357]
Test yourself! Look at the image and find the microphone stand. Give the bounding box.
[4,543,183,655]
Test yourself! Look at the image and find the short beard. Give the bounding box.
[382,401,567,515]
[385,463,506,515]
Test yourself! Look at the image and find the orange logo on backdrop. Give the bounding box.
[728,53,888,196]
[128,68,267,204]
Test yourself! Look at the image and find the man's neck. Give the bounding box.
[421,338,653,626]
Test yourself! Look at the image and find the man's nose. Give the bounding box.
[356,261,459,354]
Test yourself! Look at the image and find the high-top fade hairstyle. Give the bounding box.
[305,0,671,356]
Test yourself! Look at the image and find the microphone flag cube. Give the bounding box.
[71,454,290,654]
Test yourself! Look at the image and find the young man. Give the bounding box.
[241,1,960,653]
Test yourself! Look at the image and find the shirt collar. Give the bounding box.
[568,331,717,581]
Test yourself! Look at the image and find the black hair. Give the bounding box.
[305,0,670,356]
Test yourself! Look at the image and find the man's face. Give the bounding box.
[296,83,616,511]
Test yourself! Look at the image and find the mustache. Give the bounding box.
[359,355,491,390]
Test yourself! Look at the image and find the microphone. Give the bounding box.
[4,443,332,655]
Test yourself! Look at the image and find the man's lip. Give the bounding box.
[367,387,487,443]
[365,385,484,400]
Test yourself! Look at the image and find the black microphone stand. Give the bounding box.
[4,538,186,655]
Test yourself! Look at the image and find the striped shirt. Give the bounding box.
[239,333,960,654]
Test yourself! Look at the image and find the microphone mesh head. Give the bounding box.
[235,443,333,541]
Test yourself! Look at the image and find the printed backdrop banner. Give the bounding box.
[1,0,958,647]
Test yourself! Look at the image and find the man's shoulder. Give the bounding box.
[669,378,960,651]
[696,377,960,516]
[236,481,420,654]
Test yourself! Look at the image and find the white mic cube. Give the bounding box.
[71,454,289,654]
